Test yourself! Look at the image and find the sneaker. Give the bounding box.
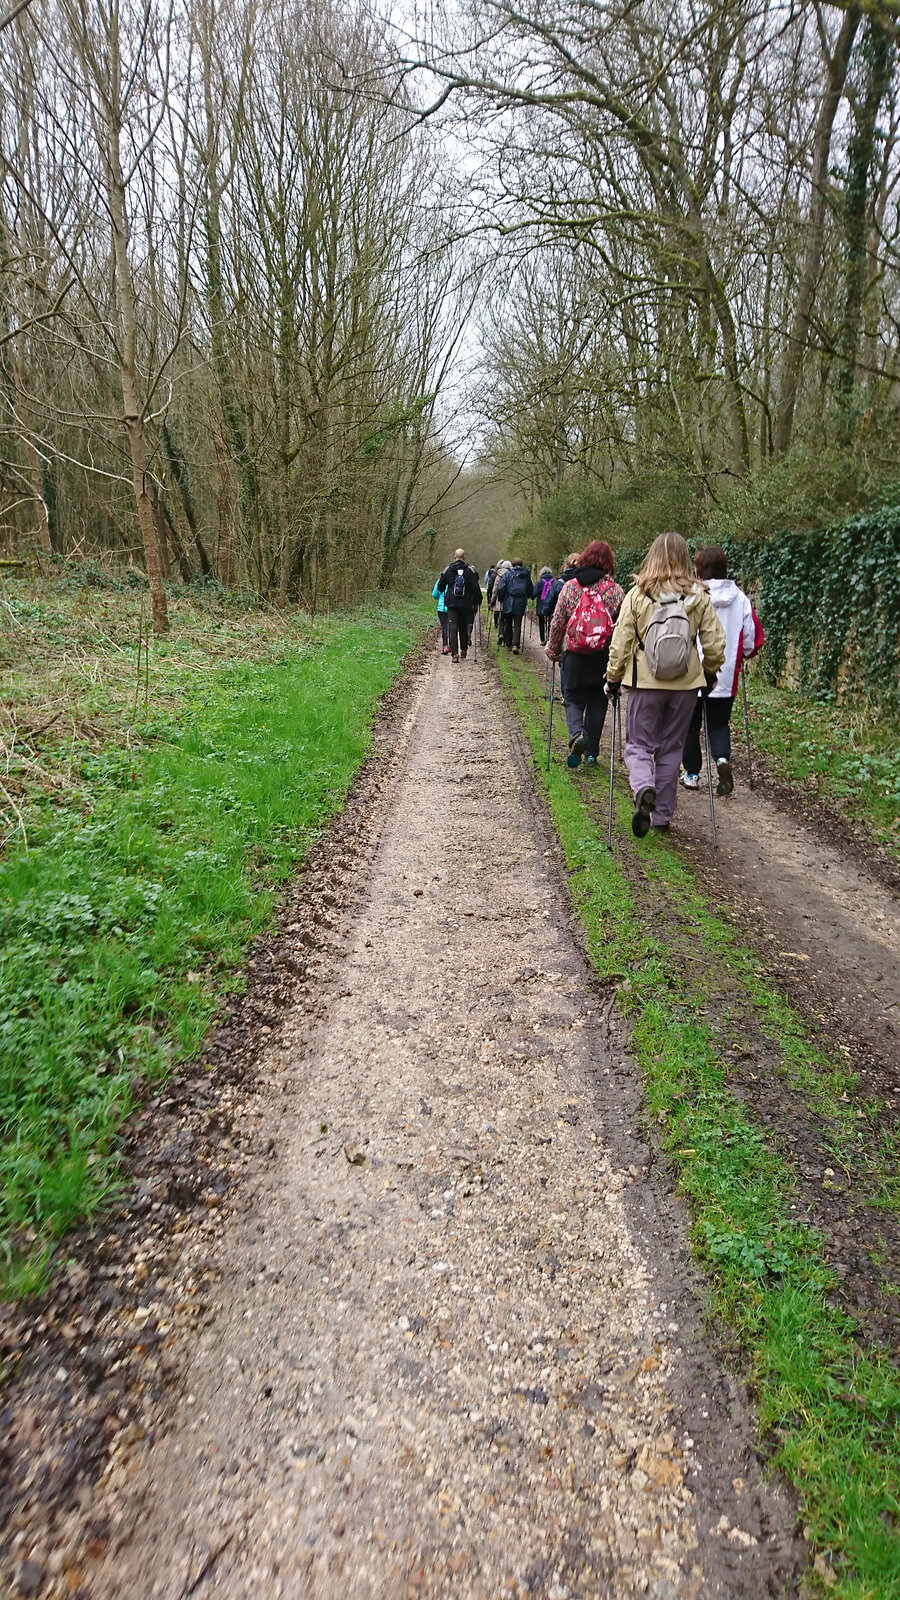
[460,651,467,660]
[632,785,656,838]
[651,822,670,833]
[680,772,700,790]
[451,654,459,663]
[716,758,733,796]
[512,645,520,655]
[567,733,587,769]
[585,754,598,768]
[441,646,450,655]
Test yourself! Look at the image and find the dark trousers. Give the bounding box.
[439,612,450,647]
[500,612,524,649]
[683,696,733,774]
[563,685,608,757]
[537,612,549,643]
[448,608,472,657]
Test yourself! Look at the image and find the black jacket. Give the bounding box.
[438,561,482,610]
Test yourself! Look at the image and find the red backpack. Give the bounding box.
[565,581,615,654]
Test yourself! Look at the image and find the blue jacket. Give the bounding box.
[533,574,556,615]
[496,564,533,616]
[432,578,447,615]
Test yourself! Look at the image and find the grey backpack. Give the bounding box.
[636,593,695,681]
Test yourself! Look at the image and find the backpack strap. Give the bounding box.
[632,623,645,689]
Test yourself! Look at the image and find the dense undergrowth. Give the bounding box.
[499,652,900,1600]
[0,578,426,1293]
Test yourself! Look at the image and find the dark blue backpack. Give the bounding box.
[452,564,467,599]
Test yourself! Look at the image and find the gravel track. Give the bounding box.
[87,647,800,1600]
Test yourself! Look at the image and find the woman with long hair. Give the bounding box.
[545,539,624,768]
[605,532,725,835]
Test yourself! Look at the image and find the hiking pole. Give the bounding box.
[544,654,549,699]
[607,700,618,849]
[472,611,478,663]
[547,662,556,770]
[740,664,754,789]
[703,699,718,847]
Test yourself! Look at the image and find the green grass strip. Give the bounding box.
[1,605,425,1293]
[500,652,900,1600]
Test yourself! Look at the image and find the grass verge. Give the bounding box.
[1,601,426,1294]
[500,651,900,1600]
[743,676,900,856]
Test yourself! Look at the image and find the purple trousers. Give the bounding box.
[624,688,697,825]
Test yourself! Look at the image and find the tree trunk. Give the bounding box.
[774,5,861,456]
[835,16,894,431]
[105,31,168,633]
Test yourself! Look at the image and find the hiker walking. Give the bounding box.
[533,566,557,644]
[432,575,450,655]
[488,559,510,635]
[605,532,725,837]
[545,541,624,769]
[437,549,482,663]
[681,546,764,797]
[496,558,533,652]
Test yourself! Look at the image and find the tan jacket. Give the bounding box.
[607,585,726,691]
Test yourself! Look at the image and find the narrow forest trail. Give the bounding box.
[85,646,800,1600]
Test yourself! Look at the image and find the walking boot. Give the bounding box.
[632,786,655,837]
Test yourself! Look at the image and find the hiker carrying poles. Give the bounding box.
[740,664,754,789]
[703,699,718,846]
[607,698,619,849]
[547,662,556,770]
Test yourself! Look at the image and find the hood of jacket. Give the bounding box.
[575,565,609,587]
[707,577,740,609]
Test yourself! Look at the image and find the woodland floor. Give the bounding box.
[2,616,898,1598]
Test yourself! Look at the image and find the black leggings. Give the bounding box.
[683,696,733,773]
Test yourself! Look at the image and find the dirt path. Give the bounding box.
[516,619,900,1353]
[518,621,900,1073]
[676,778,900,1064]
[83,647,799,1599]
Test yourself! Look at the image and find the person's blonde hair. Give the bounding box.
[634,531,700,597]
[564,552,579,569]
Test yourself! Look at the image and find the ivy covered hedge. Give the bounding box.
[722,496,900,708]
[610,495,900,708]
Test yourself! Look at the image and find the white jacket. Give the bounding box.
[699,578,759,697]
